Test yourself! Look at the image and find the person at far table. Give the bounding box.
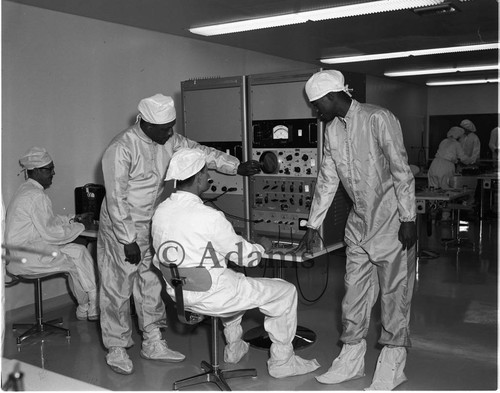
[4,146,99,322]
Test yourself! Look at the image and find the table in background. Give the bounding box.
[477,172,499,220]
[416,188,475,255]
[243,241,344,350]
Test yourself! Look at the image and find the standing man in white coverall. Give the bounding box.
[152,147,321,378]
[98,94,262,375]
[5,147,99,321]
[297,70,417,390]
[459,119,481,164]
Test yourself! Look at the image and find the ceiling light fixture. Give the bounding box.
[385,64,499,77]
[321,43,498,64]
[189,0,445,36]
[427,78,499,86]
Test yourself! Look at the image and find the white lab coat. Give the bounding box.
[5,179,96,305]
[152,191,309,373]
[97,122,241,349]
[428,137,472,189]
[460,132,481,164]
[307,99,416,347]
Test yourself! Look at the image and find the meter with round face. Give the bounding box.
[272,125,289,140]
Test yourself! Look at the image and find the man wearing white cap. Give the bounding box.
[5,147,99,321]
[428,126,473,190]
[98,94,261,375]
[151,148,321,378]
[297,70,416,390]
[459,119,481,164]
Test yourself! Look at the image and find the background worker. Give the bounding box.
[297,70,417,391]
[152,147,321,378]
[459,119,481,164]
[5,147,99,321]
[428,126,473,190]
[98,94,261,375]
[488,126,499,162]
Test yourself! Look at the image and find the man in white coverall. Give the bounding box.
[98,94,262,375]
[151,147,321,378]
[459,119,481,164]
[5,147,98,321]
[297,70,417,390]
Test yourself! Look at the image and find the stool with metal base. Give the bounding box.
[7,272,71,345]
[159,263,257,391]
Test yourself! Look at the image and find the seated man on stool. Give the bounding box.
[151,148,320,378]
[4,147,99,321]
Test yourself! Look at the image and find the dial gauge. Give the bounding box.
[272,125,289,140]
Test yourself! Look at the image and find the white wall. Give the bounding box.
[2,2,315,310]
[366,76,428,167]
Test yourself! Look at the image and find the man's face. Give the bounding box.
[35,162,55,189]
[143,120,176,145]
[311,94,338,123]
[198,165,211,193]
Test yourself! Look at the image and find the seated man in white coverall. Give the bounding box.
[151,148,321,379]
[297,70,417,390]
[4,147,99,321]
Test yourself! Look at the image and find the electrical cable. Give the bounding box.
[293,230,336,304]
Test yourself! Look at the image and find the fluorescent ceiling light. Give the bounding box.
[427,78,499,86]
[321,43,499,64]
[385,64,500,77]
[189,0,445,36]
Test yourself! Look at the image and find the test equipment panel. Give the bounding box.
[247,69,357,247]
[181,76,248,234]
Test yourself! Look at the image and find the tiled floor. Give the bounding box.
[2,215,498,391]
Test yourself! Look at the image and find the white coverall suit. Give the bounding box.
[428,138,472,189]
[151,191,320,378]
[5,179,97,306]
[307,99,416,347]
[460,132,481,164]
[97,123,240,349]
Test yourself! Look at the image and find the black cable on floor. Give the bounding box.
[293,231,333,304]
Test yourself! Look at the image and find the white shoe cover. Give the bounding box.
[268,354,320,379]
[224,339,250,363]
[365,346,407,391]
[315,340,366,384]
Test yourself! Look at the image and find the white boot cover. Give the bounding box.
[316,339,366,384]
[224,340,250,363]
[268,354,320,379]
[365,346,407,391]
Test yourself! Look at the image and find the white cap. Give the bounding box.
[19,147,53,170]
[447,126,465,139]
[138,94,176,124]
[165,148,206,182]
[460,119,476,132]
[305,70,352,102]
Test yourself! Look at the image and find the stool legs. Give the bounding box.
[173,317,256,391]
[13,278,71,344]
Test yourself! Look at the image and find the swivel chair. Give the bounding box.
[6,271,71,344]
[159,263,257,391]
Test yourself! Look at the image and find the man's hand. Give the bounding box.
[124,242,141,265]
[398,221,416,250]
[256,236,273,253]
[74,212,94,229]
[237,160,261,176]
[295,228,318,254]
